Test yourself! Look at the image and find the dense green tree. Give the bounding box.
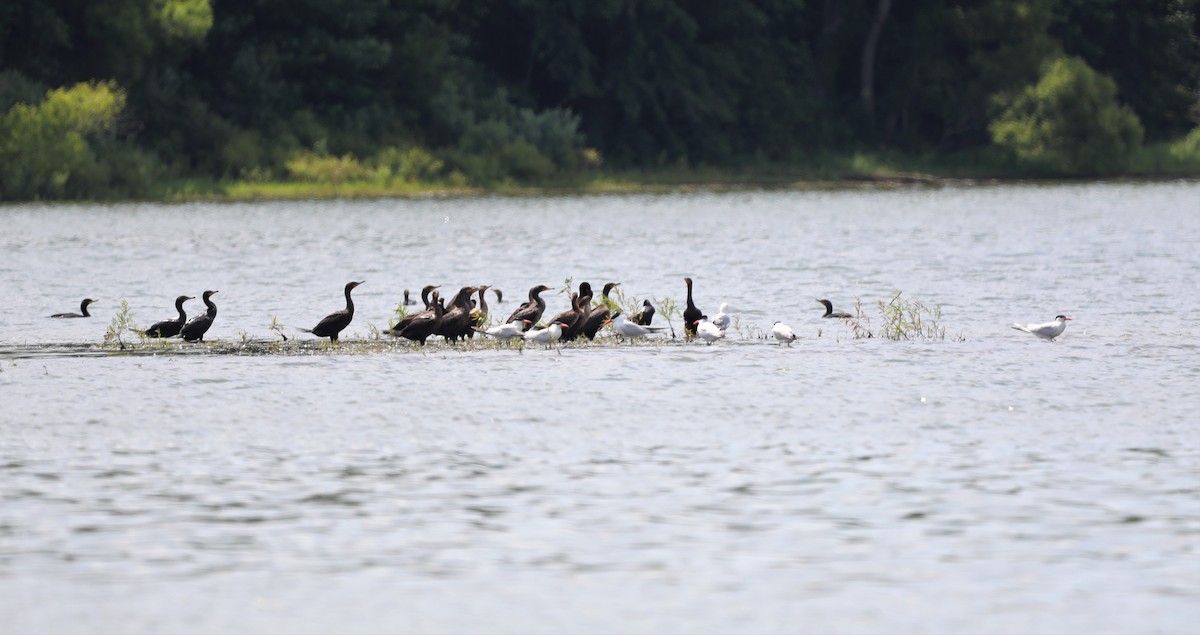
[1053,0,1200,140]
[1,0,1199,199]
[989,56,1144,174]
[0,80,126,198]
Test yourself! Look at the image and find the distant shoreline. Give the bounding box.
[5,168,1197,205]
[163,171,1199,203]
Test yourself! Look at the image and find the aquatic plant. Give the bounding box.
[847,296,874,340]
[655,297,680,339]
[270,316,288,342]
[102,300,137,350]
[875,291,946,341]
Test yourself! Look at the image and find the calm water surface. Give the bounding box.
[1,182,1199,634]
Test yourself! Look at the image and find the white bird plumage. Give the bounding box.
[771,321,797,346]
[695,319,724,345]
[609,312,666,340]
[1011,314,1072,341]
[524,322,567,347]
[711,303,731,331]
[481,320,529,340]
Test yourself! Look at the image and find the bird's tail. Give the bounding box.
[1011,324,1030,333]
[298,328,314,334]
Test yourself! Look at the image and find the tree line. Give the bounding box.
[2,0,1199,200]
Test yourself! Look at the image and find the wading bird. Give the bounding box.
[524,321,568,349]
[1011,314,1072,341]
[481,320,530,340]
[608,312,667,341]
[694,317,724,345]
[771,321,798,346]
[712,302,731,331]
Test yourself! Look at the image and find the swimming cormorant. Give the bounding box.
[50,298,97,318]
[817,299,853,319]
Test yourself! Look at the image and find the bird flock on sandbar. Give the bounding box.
[47,277,1073,347]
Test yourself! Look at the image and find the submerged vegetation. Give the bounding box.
[2,1,1199,202]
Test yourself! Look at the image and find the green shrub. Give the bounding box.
[374,146,444,183]
[1169,127,1200,163]
[989,57,1144,175]
[285,150,366,190]
[501,140,555,181]
[0,81,127,199]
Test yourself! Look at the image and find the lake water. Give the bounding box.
[2,182,1199,634]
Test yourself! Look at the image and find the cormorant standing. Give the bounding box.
[181,291,219,342]
[683,277,703,337]
[505,284,551,329]
[301,281,364,342]
[144,295,193,337]
[633,300,656,326]
[580,282,620,340]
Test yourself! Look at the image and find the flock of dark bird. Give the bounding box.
[46,277,873,347]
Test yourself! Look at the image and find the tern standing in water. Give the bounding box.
[1011,315,1072,341]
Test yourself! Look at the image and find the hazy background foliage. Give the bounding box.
[1,0,1198,199]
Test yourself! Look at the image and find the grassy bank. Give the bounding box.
[158,144,1200,203]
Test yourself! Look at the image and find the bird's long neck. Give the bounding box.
[685,279,695,309]
[477,289,489,315]
[204,295,217,318]
[344,284,355,315]
[175,298,188,320]
[820,300,832,317]
[80,300,91,317]
[421,287,434,308]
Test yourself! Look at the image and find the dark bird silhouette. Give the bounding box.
[180,290,218,342]
[548,293,585,342]
[633,299,656,326]
[393,291,444,345]
[436,286,480,343]
[469,284,492,338]
[403,289,416,306]
[580,282,620,340]
[493,288,503,304]
[301,281,364,341]
[817,299,853,319]
[506,284,551,329]
[143,295,193,338]
[386,285,439,337]
[553,282,593,342]
[683,277,703,337]
[50,298,97,318]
